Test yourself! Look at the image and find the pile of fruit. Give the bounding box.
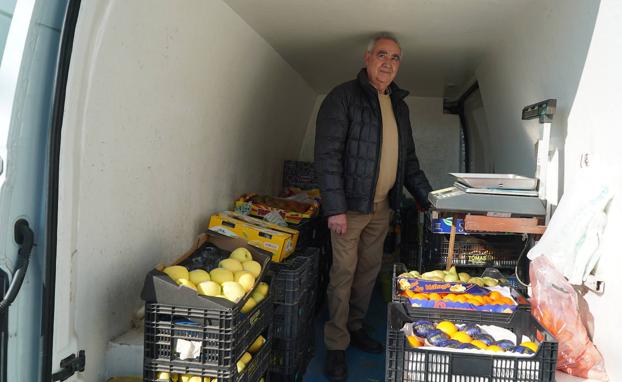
[406,319,539,355]
[404,290,515,306]
[155,334,267,381]
[399,266,502,287]
[161,247,268,313]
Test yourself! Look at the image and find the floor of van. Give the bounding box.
[304,283,387,381]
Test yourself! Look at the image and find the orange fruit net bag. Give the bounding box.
[530,256,608,381]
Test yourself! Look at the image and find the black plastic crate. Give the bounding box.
[289,218,319,250]
[399,243,420,271]
[385,303,557,382]
[144,293,273,375]
[282,160,318,190]
[297,247,320,289]
[270,331,314,376]
[391,263,530,325]
[144,333,272,382]
[273,298,312,339]
[270,256,308,305]
[142,236,272,311]
[400,204,420,246]
[306,286,317,315]
[270,249,318,305]
[422,227,527,271]
[313,242,331,312]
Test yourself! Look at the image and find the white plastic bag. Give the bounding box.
[527,166,615,284]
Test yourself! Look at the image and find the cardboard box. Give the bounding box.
[140,231,271,310]
[235,193,318,224]
[208,211,297,262]
[225,210,300,250]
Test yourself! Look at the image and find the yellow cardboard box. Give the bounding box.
[208,211,298,262]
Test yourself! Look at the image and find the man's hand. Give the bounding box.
[328,213,347,236]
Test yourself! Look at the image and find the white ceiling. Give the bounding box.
[223,0,535,97]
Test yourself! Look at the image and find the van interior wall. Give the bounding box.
[0,0,17,63]
[299,95,461,190]
[462,88,492,173]
[562,1,622,379]
[57,0,316,378]
[476,0,599,198]
[477,0,621,378]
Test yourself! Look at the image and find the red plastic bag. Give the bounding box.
[530,256,608,380]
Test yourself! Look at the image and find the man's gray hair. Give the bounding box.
[367,32,402,55]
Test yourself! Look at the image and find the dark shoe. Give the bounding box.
[324,350,347,381]
[349,328,384,353]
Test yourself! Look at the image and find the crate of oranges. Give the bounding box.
[392,263,530,318]
[386,303,558,382]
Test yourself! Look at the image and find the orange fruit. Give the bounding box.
[436,321,458,336]
[472,295,485,304]
[470,340,488,349]
[486,345,504,352]
[450,332,473,343]
[444,294,457,301]
[500,297,515,305]
[412,293,428,300]
[428,293,441,301]
[407,335,423,348]
[469,300,482,307]
[520,342,539,352]
[455,295,467,303]
[489,291,502,301]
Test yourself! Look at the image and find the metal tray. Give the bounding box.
[450,173,538,190]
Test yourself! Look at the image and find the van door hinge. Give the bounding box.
[51,350,85,381]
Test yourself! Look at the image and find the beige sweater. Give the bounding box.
[374,93,399,203]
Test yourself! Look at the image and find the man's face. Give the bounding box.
[365,38,401,92]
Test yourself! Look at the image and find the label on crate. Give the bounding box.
[406,297,516,313]
[175,338,201,360]
[399,278,490,295]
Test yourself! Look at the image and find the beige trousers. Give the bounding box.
[324,200,391,350]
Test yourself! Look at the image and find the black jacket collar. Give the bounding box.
[357,68,409,100]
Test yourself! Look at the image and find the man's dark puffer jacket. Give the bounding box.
[314,69,432,216]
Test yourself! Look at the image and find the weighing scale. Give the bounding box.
[428,99,556,219]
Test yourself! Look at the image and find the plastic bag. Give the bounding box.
[527,167,614,284]
[529,255,608,380]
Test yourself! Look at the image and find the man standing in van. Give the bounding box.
[315,32,432,381]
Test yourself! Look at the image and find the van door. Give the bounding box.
[0,0,75,381]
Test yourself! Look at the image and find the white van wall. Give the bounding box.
[55,0,316,379]
[477,0,621,379]
[299,95,461,190]
[476,0,600,189]
[463,88,492,173]
[562,1,622,379]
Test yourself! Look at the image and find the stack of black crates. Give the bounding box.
[281,160,331,314]
[385,210,555,381]
[268,245,320,381]
[398,200,421,270]
[142,240,273,382]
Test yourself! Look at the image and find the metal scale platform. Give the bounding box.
[428,99,556,219]
[429,174,545,216]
